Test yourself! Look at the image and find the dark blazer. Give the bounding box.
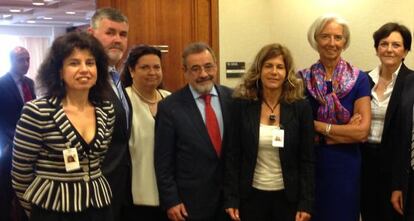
[101,83,133,218]
[11,97,115,213]
[367,63,412,173]
[154,85,232,219]
[223,98,315,214]
[393,68,414,211]
[0,73,35,148]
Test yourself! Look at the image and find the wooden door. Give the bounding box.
[96,0,219,92]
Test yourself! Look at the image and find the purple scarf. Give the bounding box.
[299,58,359,124]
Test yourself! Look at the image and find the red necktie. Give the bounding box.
[21,79,33,102]
[201,94,221,157]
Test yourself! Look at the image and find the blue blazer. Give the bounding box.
[155,84,232,219]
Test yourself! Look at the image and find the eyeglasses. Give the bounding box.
[318,34,344,42]
[189,63,216,74]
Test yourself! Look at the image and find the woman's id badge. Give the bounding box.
[63,148,80,172]
[272,128,284,148]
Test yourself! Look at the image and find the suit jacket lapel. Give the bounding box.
[278,102,294,162]
[279,102,294,130]
[182,85,218,156]
[48,97,85,157]
[246,100,261,157]
[5,73,24,106]
[93,102,111,150]
[216,85,230,136]
[383,63,410,136]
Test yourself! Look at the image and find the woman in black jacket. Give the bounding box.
[361,22,413,221]
[223,43,315,221]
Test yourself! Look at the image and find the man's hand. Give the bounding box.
[225,208,240,221]
[295,211,311,221]
[167,203,188,221]
[391,190,404,215]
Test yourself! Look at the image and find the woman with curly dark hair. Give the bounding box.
[11,31,115,221]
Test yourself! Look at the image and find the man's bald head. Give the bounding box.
[9,46,30,77]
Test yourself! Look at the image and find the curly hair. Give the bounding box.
[233,43,304,103]
[36,31,110,102]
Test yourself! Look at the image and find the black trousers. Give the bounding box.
[124,205,168,221]
[30,205,111,221]
[185,207,229,221]
[239,188,296,221]
[105,164,132,221]
[360,144,403,221]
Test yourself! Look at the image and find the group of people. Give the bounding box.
[1,7,414,221]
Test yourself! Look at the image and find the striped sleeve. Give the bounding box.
[11,101,44,213]
[98,101,115,163]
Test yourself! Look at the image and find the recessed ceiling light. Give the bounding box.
[32,0,45,5]
[43,17,52,20]
[3,14,12,18]
[65,11,76,15]
[27,20,36,24]
[9,9,21,13]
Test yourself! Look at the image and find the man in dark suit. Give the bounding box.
[155,42,232,221]
[0,46,34,221]
[89,8,132,221]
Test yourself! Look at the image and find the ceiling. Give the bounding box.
[0,0,96,28]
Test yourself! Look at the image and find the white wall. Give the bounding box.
[219,0,414,87]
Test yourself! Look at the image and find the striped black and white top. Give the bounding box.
[12,97,115,213]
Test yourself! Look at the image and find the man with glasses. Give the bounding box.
[155,42,232,221]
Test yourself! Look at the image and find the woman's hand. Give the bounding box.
[225,208,240,221]
[324,113,363,144]
[296,211,311,221]
[391,190,404,215]
[348,113,361,125]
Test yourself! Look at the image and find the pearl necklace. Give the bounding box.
[132,85,158,104]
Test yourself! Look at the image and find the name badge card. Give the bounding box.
[63,148,80,172]
[272,128,284,148]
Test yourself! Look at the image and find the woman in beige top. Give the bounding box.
[121,45,170,220]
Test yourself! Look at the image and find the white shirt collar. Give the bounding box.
[368,63,402,84]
